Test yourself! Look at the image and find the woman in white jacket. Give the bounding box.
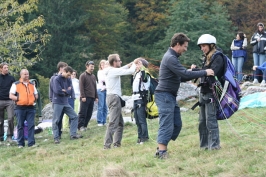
[96,60,109,126]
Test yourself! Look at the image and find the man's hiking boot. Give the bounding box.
[79,127,86,132]
[154,147,168,159]
[158,151,168,159]
[54,138,60,144]
[70,134,83,140]
[113,143,121,148]
[29,144,39,148]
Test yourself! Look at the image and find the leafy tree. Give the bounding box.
[82,0,129,61]
[30,0,91,78]
[152,0,234,66]
[35,74,50,106]
[218,0,266,69]
[119,0,169,60]
[0,0,49,72]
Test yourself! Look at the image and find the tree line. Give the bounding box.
[1,0,266,104]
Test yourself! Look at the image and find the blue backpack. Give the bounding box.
[213,52,241,120]
[192,51,241,120]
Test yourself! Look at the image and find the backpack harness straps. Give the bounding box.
[191,98,214,110]
[191,51,225,110]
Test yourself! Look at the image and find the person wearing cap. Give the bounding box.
[230,31,247,82]
[132,58,150,144]
[0,63,15,143]
[78,61,98,131]
[250,22,266,84]
[194,34,225,150]
[103,54,136,149]
[154,33,214,159]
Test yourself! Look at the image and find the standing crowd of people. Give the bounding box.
[0,22,265,160]
[231,22,266,85]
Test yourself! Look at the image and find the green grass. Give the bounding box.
[1,103,266,177]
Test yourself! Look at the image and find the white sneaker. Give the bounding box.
[79,126,86,131]
[97,124,103,126]
[253,79,259,84]
[260,80,266,86]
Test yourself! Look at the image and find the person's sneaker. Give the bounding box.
[70,134,83,140]
[113,143,121,148]
[158,151,168,159]
[136,138,141,144]
[29,144,39,148]
[103,146,111,150]
[79,126,86,131]
[18,145,24,149]
[260,80,266,86]
[6,137,12,142]
[97,124,103,126]
[54,138,60,144]
[6,137,16,145]
[210,146,221,150]
[253,79,259,84]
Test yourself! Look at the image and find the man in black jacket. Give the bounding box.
[0,63,15,143]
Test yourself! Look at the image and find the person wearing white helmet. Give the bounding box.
[192,34,225,150]
[250,22,266,84]
[154,33,214,159]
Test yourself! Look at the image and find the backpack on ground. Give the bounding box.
[192,51,241,120]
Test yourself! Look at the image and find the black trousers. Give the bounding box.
[78,97,94,128]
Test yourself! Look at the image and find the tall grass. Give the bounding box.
[1,104,266,177]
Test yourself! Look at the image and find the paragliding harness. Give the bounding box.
[191,51,241,120]
[131,71,159,120]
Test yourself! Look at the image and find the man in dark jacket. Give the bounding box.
[154,33,214,159]
[52,66,82,144]
[250,22,266,84]
[78,61,98,131]
[49,62,69,139]
[0,63,15,143]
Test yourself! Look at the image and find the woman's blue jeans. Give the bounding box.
[97,89,108,125]
[232,56,244,81]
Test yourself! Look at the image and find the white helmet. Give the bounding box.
[197,34,216,46]
[257,22,264,28]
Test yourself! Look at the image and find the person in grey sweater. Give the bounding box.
[103,54,136,149]
[154,33,214,159]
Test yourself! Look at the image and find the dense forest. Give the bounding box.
[1,0,266,104]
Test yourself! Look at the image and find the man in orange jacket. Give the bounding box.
[9,69,38,148]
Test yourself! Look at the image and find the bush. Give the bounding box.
[35,74,50,107]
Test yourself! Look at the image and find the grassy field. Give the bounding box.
[1,101,266,177]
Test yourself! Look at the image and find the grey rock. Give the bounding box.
[177,82,198,101]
